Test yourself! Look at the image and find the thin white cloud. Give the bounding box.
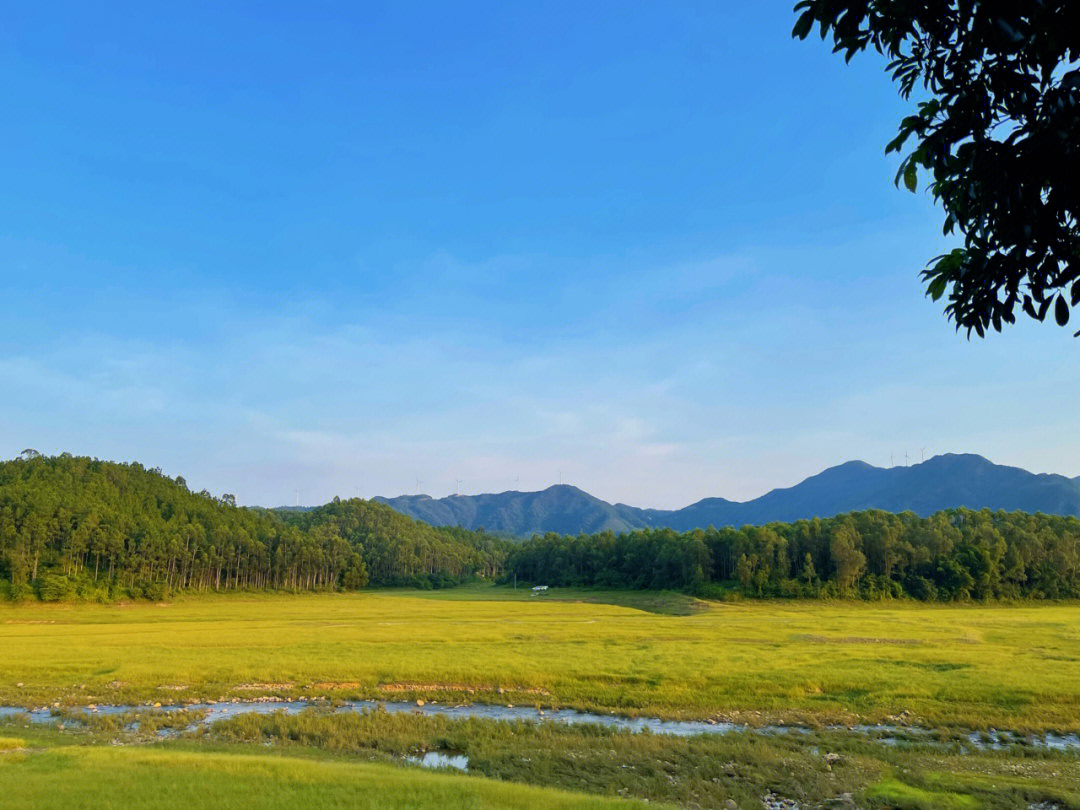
[2,230,1079,509]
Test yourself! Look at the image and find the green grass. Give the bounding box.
[867,777,979,809]
[199,708,1080,809]
[3,587,1080,730]
[5,709,1078,810]
[0,743,663,810]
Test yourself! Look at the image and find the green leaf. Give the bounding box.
[903,161,918,192]
[1055,295,1070,327]
[927,276,947,301]
[885,131,909,154]
[791,10,814,39]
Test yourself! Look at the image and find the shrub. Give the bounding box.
[37,573,76,602]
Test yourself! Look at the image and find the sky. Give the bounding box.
[2,2,1078,508]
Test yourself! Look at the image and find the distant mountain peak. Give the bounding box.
[375,454,1080,537]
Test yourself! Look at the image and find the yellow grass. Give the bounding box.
[3,587,1079,730]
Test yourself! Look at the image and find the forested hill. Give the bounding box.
[5,452,1080,604]
[277,499,507,586]
[0,454,507,600]
[378,454,1080,537]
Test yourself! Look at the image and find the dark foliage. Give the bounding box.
[0,455,506,600]
[794,1,1080,335]
[281,499,508,588]
[507,508,1080,600]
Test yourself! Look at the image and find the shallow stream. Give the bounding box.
[2,699,1078,755]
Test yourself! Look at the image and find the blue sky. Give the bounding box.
[2,1,1077,507]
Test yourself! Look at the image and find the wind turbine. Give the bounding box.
[294,489,302,507]
[920,447,926,463]
[415,478,423,495]
[905,450,909,466]
[454,478,463,495]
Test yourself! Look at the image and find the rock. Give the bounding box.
[724,800,739,810]
[824,752,842,766]
[762,792,800,810]
[15,682,22,688]
[415,699,425,707]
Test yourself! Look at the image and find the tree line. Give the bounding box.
[278,499,507,588]
[0,454,508,601]
[506,509,1080,600]
[7,454,1080,603]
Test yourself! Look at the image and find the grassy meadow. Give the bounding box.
[0,737,659,810]
[3,704,1079,810]
[201,706,1080,808]
[3,586,1080,731]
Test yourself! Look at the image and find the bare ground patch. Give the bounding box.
[795,635,924,645]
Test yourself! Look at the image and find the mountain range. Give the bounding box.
[374,454,1080,537]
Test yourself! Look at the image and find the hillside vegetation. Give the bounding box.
[5,453,1080,604]
[507,508,1080,601]
[0,454,506,601]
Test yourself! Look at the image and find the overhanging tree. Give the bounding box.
[793,1,1080,335]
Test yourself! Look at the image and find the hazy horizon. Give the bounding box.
[4,3,1078,509]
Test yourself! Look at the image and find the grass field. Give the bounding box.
[4,587,1080,731]
[0,740,659,810]
[201,705,1080,808]
[3,706,1078,810]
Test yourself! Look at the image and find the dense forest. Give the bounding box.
[0,454,507,601]
[5,454,1080,602]
[506,509,1080,600]
[278,500,507,587]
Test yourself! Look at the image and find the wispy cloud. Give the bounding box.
[2,226,1078,509]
